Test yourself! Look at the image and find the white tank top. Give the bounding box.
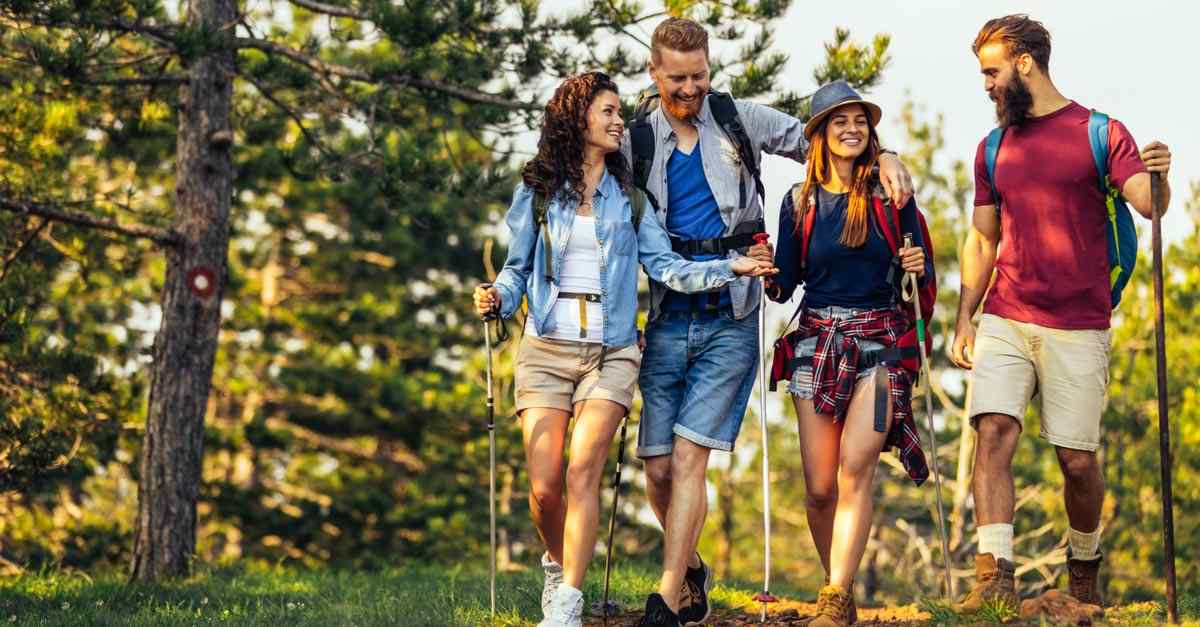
[525,215,604,342]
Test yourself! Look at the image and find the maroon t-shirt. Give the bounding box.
[973,101,1146,330]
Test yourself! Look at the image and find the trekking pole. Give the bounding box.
[1150,173,1179,623]
[750,233,777,623]
[900,235,954,600]
[601,412,630,626]
[480,283,499,623]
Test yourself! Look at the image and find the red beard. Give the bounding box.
[660,90,702,121]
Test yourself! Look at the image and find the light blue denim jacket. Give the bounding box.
[492,169,737,348]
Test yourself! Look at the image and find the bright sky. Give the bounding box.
[756,0,1193,245]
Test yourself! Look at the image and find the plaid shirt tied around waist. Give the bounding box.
[795,305,929,486]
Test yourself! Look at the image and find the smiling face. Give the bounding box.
[584,89,624,155]
[824,103,872,161]
[649,47,710,121]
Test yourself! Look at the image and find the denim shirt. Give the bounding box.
[620,97,808,321]
[492,169,737,348]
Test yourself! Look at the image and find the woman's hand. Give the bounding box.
[898,246,925,277]
[473,284,501,318]
[747,241,774,263]
[731,257,779,277]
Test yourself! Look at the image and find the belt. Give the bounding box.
[668,219,765,257]
[557,291,601,339]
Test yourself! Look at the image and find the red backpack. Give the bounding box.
[794,185,937,373]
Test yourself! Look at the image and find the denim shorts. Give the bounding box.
[636,306,758,457]
[787,305,884,399]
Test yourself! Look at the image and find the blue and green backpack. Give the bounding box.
[983,111,1137,308]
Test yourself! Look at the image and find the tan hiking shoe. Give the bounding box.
[953,553,1018,614]
[1066,549,1103,606]
[823,575,857,624]
[810,584,854,627]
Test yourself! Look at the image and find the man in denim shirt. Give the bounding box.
[629,18,914,627]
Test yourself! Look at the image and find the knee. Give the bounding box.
[976,414,1020,451]
[670,441,710,477]
[644,459,672,492]
[837,455,878,491]
[530,480,564,513]
[1057,449,1099,481]
[565,458,603,496]
[806,482,837,511]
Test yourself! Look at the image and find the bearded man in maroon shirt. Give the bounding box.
[950,14,1173,613]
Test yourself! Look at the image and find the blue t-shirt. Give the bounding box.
[772,186,931,308]
[661,146,731,310]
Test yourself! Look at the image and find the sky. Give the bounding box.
[543,0,1195,244]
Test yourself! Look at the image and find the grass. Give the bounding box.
[0,560,1196,626]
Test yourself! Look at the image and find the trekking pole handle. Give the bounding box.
[478,282,500,322]
[753,232,769,245]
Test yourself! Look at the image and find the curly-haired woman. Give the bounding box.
[473,72,774,627]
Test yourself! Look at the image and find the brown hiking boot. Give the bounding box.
[823,575,857,624]
[953,553,1018,615]
[1067,549,1103,606]
[810,584,854,627]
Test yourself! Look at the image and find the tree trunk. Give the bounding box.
[130,0,236,581]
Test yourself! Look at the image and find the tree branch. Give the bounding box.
[234,37,536,110]
[0,197,178,247]
[286,0,368,20]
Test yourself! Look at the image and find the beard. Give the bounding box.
[659,87,703,121]
[992,75,1034,128]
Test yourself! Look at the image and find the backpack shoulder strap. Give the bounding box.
[1087,110,1111,191]
[984,126,1005,208]
[532,189,553,281]
[707,91,765,204]
[872,194,902,254]
[627,186,648,232]
[794,184,817,270]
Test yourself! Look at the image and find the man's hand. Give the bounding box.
[1140,141,1171,175]
[950,318,976,370]
[878,152,914,208]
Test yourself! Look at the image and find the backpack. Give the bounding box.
[628,86,765,213]
[983,110,1137,308]
[793,183,938,372]
[529,187,647,281]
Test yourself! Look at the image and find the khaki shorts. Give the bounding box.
[969,314,1111,451]
[514,335,641,414]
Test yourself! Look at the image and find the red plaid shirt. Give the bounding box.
[795,306,929,486]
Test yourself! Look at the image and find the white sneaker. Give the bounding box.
[538,584,583,627]
[540,552,564,620]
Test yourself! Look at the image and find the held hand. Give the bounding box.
[1140,141,1171,175]
[899,245,926,277]
[949,319,976,370]
[747,241,774,263]
[474,285,501,319]
[731,257,779,277]
[878,152,914,208]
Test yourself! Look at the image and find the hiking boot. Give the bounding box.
[636,593,681,627]
[679,554,713,626]
[953,553,1018,615]
[810,584,854,627]
[823,575,857,624]
[538,583,583,627]
[1067,549,1103,606]
[541,552,564,620]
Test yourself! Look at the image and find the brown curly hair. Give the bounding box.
[522,72,631,201]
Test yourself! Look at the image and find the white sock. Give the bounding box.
[1068,527,1102,560]
[977,523,1014,562]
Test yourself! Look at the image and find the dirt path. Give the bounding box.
[583,600,930,626]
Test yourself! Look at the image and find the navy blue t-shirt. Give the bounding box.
[661,146,731,310]
[771,185,930,308]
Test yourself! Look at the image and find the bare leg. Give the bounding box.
[656,437,711,612]
[794,395,843,577]
[522,408,570,565]
[560,399,627,588]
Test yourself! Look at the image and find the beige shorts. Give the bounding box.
[514,335,641,414]
[969,314,1111,451]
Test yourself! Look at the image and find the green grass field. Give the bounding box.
[1,560,1195,626]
